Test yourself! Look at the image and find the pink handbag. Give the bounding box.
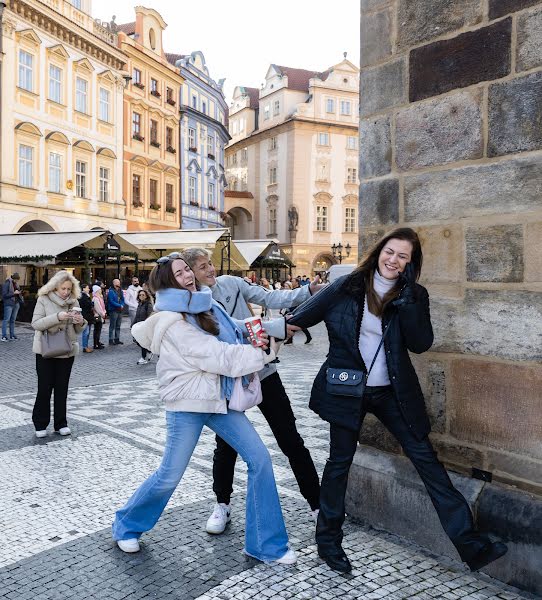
[228,372,263,412]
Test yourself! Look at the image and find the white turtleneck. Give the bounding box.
[358,270,396,386]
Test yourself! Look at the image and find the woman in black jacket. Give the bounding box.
[133,290,154,364]
[288,228,507,574]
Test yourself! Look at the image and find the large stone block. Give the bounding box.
[409,19,512,102]
[404,157,542,221]
[487,450,542,489]
[489,71,542,156]
[517,7,542,72]
[361,9,392,67]
[449,359,542,459]
[360,58,407,117]
[361,0,393,12]
[465,225,524,282]
[396,89,483,170]
[359,227,386,258]
[417,225,462,283]
[359,178,399,226]
[359,116,391,178]
[525,223,542,283]
[410,355,447,433]
[432,438,486,472]
[431,289,542,361]
[397,0,482,50]
[489,0,541,20]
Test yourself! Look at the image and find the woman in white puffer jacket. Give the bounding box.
[112,254,296,565]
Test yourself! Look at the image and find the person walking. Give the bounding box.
[124,276,142,324]
[107,279,124,345]
[2,272,22,341]
[91,285,106,349]
[112,254,296,565]
[31,270,86,438]
[288,227,508,574]
[182,247,322,535]
[79,283,95,353]
[133,289,154,365]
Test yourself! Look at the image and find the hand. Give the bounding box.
[287,324,301,339]
[254,331,270,351]
[72,314,84,325]
[58,311,71,321]
[14,290,21,295]
[269,336,282,356]
[309,275,325,295]
[393,262,417,306]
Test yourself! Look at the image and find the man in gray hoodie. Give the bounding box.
[183,247,322,534]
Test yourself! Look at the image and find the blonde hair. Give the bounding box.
[37,270,81,299]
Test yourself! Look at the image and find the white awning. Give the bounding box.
[0,231,101,263]
[118,228,230,250]
[233,240,277,267]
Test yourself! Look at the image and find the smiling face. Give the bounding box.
[377,238,413,280]
[56,279,73,299]
[171,259,197,292]
[191,255,217,287]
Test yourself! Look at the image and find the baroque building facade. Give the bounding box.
[225,58,360,275]
[117,7,183,231]
[0,0,127,234]
[166,51,229,229]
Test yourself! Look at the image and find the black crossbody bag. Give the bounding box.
[326,314,395,398]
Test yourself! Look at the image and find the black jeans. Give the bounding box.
[213,371,320,510]
[317,385,489,563]
[32,354,75,431]
[93,318,103,347]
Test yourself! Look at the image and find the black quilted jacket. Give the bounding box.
[288,275,434,440]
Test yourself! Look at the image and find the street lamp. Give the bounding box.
[331,242,351,264]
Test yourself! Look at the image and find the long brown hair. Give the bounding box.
[148,258,219,335]
[343,227,423,317]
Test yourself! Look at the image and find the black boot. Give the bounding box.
[318,548,352,573]
[466,541,508,572]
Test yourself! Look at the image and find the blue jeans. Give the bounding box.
[2,303,19,338]
[112,410,289,561]
[81,323,92,348]
[108,310,122,342]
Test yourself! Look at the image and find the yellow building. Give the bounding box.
[0,0,127,234]
[116,7,184,231]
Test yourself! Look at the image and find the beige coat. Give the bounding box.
[31,292,86,358]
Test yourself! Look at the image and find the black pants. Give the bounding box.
[213,371,320,510]
[93,319,103,347]
[32,354,74,431]
[317,385,489,563]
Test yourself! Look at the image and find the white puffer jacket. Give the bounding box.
[132,311,276,413]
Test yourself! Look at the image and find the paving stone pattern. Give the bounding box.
[0,323,535,599]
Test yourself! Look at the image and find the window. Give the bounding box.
[75,160,87,198]
[166,183,174,209]
[318,163,328,182]
[150,119,158,144]
[347,167,358,184]
[232,152,238,165]
[132,174,141,205]
[49,65,62,103]
[188,127,196,150]
[166,87,175,105]
[18,145,33,188]
[326,98,335,113]
[264,104,270,120]
[49,152,62,193]
[166,126,173,149]
[99,88,110,122]
[133,68,142,84]
[242,147,248,161]
[72,0,82,8]
[150,179,158,204]
[318,132,329,146]
[269,136,278,150]
[207,134,215,156]
[150,78,159,96]
[316,206,328,231]
[273,100,280,116]
[347,136,357,150]
[340,100,352,115]
[345,207,356,233]
[99,167,110,202]
[18,50,33,92]
[207,182,215,206]
[189,176,197,203]
[232,120,238,135]
[132,112,141,136]
[268,207,277,235]
[239,117,245,131]
[192,95,197,109]
[75,77,88,113]
[202,100,207,114]
[269,166,277,184]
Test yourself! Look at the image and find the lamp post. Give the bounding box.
[331,242,351,264]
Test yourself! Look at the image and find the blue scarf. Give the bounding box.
[154,287,247,401]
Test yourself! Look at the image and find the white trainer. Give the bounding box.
[117,538,140,553]
[137,358,149,365]
[311,508,320,523]
[57,427,71,436]
[35,430,47,438]
[274,548,297,565]
[205,503,231,534]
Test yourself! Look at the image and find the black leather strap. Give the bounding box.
[365,314,395,379]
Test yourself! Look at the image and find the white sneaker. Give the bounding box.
[274,548,297,565]
[147,353,154,362]
[311,508,320,523]
[205,503,231,534]
[35,430,47,438]
[137,358,149,365]
[57,427,71,436]
[117,538,140,553]
[1,337,8,342]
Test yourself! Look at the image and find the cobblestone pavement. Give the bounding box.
[0,323,536,600]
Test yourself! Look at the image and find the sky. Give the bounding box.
[92,0,360,103]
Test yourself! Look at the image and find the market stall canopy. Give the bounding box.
[234,240,293,268]
[233,240,278,267]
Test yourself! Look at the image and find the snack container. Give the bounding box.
[244,317,265,347]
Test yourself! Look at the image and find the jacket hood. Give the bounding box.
[131,311,182,355]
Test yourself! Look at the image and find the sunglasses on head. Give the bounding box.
[156,252,183,265]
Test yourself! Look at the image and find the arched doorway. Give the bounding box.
[312,253,334,276]
[227,206,253,239]
[17,220,55,232]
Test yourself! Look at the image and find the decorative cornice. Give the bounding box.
[180,105,230,142]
